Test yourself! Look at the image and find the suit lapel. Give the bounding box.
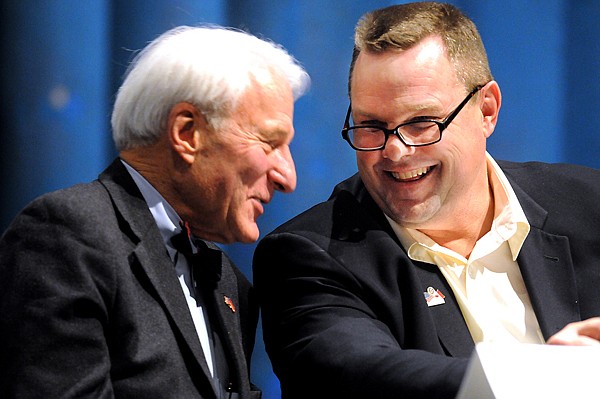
[131,235,215,379]
[98,159,217,394]
[510,179,580,339]
[199,241,249,394]
[413,261,475,358]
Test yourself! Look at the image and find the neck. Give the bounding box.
[121,149,167,190]
[120,145,188,217]
[419,181,495,259]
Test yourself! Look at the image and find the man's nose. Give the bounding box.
[270,145,296,193]
[382,134,415,161]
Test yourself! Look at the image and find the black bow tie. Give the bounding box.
[170,227,222,287]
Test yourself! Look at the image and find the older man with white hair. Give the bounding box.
[0,25,310,399]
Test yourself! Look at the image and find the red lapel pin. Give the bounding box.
[224,295,236,313]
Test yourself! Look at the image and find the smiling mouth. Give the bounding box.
[390,166,434,182]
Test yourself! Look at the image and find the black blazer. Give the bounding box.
[253,160,600,399]
[0,159,261,399]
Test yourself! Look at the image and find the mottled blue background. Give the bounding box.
[2,1,599,398]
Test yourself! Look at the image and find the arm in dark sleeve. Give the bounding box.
[253,231,468,399]
[0,193,116,398]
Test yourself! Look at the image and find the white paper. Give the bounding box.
[456,342,600,398]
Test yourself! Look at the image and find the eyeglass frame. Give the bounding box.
[341,84,485,151]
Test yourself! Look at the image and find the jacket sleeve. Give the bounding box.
[0,192,117,398]
[253,230,468,399]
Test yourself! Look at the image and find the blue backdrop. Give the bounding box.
[2,1,600,398]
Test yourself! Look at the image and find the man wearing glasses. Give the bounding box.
[253,2,600,399]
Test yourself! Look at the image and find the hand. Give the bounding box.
[546,317,600,346]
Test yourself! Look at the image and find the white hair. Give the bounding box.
[111,25,310,151]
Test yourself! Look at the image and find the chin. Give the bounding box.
[237,235,259,244]
[236,224,260,244]
[386,204,439,227]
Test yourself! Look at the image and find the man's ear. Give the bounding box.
[481,80,502,139]
[168,102,207,165]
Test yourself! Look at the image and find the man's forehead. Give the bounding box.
[413,37,447,65]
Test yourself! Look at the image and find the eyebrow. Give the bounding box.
[405,95,449,113]
[354,101,446,125]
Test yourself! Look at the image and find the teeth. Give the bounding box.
[392,166,431,180]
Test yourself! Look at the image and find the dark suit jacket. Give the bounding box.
[0,159,261,399]
[253,160,600,399]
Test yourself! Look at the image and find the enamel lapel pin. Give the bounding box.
[424,286,446,307]
[224,295,236,313]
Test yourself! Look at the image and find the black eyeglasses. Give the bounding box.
[341,85,484,151]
